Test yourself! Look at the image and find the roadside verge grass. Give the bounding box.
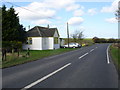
[110,44,120,74]
[2,48,78,68]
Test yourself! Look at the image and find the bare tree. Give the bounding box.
[71,30,84,42]
[115,1,120,22]
[78,31,84,40]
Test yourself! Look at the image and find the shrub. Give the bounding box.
[2,41,22,52]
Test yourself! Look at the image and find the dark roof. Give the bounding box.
[27,26,59,37]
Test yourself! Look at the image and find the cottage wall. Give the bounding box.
[42,37,54,50]
[23,37,42,50]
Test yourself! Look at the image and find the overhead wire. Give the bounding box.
[2,1,55,19]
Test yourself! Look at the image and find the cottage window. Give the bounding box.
[54,37,58,44]
[26,38,32,44]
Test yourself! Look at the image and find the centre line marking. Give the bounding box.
[107,44,110,64]
[21,63,71,90]
[79,53,89,59]
[90,49,94,52]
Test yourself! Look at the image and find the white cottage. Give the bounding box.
[23,26,60,50]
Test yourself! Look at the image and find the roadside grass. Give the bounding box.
[110,44,120,73]
[2,48,78,68]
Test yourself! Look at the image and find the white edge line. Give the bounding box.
[21,63,71,90]
[79,53,89,59]
[107,44,110,64]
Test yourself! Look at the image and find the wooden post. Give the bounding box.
[26,48,30,57]
[67,22,70,48]
[28,48,30,56]
[2,48,6,61]
[17,48,19,57]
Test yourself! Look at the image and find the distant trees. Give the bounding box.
[70,30,84,42]
[92,37,120,43]
[92,37,100,43]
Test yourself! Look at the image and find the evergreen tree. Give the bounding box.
[2,5,26,42]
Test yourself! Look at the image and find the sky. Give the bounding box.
[1,0,119,38]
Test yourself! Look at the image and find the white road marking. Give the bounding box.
[96,47,98,49]
[21,63,71,90]
[79,53,89,59]
[107,44,110,64]
[90,49,94,52]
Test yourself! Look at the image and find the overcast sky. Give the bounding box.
[2,0,119,38]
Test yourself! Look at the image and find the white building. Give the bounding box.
[23,26,60,50]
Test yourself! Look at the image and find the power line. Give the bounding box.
[2,1,54,19]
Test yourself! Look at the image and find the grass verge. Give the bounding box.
[2,48,78,68]
[110,44,120,74]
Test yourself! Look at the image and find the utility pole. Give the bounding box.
[67,22,69,48]
[28,25,30,30]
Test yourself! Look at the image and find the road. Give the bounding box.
[2,44,118,89]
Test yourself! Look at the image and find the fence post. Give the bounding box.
[26,48,30,57]
[2,48,6,61]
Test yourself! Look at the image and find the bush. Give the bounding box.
[2,41,22,52]
[92,37,120,43]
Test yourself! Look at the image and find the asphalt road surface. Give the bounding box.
[2,43,118,89]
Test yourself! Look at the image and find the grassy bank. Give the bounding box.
[110,44,120,73]
[2,48,78,68]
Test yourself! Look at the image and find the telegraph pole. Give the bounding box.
[28,25,30,30]
[67,22,69,48]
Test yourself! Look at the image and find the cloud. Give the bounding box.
[15,0,82,25]
[101,0,119,13]
[74,9,84,16]
[44,0,74,9]
[68,17,84,25]
[32,19,52,25]
[105,17,118,23]
[44,0,81,11]
[15,2,56,21]
[66,4,80,11]
[88,8,97,15]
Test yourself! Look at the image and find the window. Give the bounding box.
[54,37,58,44]
[26,37,32,44]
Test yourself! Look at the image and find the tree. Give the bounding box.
[2,5,26,42]
[78,31,84,40]
[108,38,116,43]
[0,7,2,48]
[71,30,84,42]
[17,25,26,42]
[2,5,26,56]
[92,37,100,43]
[115,1,120,22]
